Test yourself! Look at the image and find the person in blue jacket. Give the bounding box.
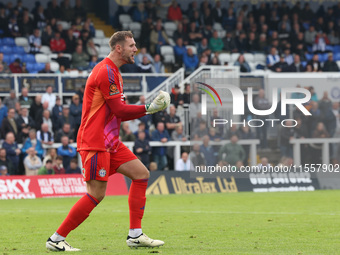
[183,47,198,75]
[21,129,44,159]
[57,135,76,170]
[151,122,171,170]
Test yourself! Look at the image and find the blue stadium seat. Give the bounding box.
[9,53,24,63]
[34,63,45,72]
[305,53,313,61]
[318,53,328,62]
[22,54,36,63]
[26,62,36,73]
[325,45,333,52]
[307,46,313,53]
[333,45,340,53]
[333,52,340,61]
[0,45,12,54]
[12,46,26,54]
[2,37,15,46]
[3,54,11,64]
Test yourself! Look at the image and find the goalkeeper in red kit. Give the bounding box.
[46,31,170,251]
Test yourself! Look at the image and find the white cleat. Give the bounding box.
[126,233,164,248]
[46,238,81,252]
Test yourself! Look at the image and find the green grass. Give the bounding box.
[1,191,340,254]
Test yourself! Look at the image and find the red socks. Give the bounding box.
[128,179,148,229]
[56,193,99,237]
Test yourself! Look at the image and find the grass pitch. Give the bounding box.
[1,190,340,255]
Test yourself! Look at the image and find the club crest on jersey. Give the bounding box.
[99,168,106,177]
[109,83,119,95]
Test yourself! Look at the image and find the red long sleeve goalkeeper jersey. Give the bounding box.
[77,58,146,152]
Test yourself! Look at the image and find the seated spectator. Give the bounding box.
[192,120,209,140]
[170,85,183,108]
[200,135,216,166]
[198,54,208,67]
[53,156,66,174]
[19,87,33,107]
[133,122,150,141]
[0,99,9,127]
[1,108,19,140]
[152,54,165,73]
[55,123,74,143]
[304,26,317,46]
[283,49,294,65]
[280,120,295,158]
[41,25,54,46]
[43,148,58,166]
[307,54,322,72]
[2,132,21,174]
[56,106,75,133]
[22,129,44,159]
[0,53,10,74]
[4,90,18,109]
[176,152,194,171]
[136,47,153,65]
[133,130,151,167]
[234,54,251,73]
[52,97,62,130]
[151,122,170,170]
[150,19,169,55]
[165,105,182,136]
[66,158,81,174]
[86,39,99,57]
[57,136,76,169]
[218,135,245,166]
[120,122,136,142]
[183,47,199,75]
[50,31,66,53]
[313,32,330,53]
[173,38,186,65]
[9,58,23,73]
[0,148,14,175]
[8,16,21,37]
[70,94,82,137]
[0,165,9,176]
[188,22,203,47]
[209,30,224,52]
[29,28,42,54]
[266,47,280,67]
[42,109,53,134]
[182,83,191,104]
[132,2,148,23]
[270,54,289,72]
[288,55,306,72]
[24,147,42,176]
[138,56,153,73]
[209,127,221,141]
[53,53,71,69]
[197,37,209,56]
[39,63,54,74]
[38,159,54,175]
[189,144,206,168]
[172,124,187,141]
[322,53,339,72]
[209,55,220,65]
[37,123,54,146]
[72,44,90,70]
[235,32,247,52]
[223,31,237,53]
[167,0,182,22]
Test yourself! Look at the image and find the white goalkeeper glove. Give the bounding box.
[145,90,171,114]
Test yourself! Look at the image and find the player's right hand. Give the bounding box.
[145,90,170,114]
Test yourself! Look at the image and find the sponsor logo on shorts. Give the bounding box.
[82,168,86,178]
[99,168,106,177]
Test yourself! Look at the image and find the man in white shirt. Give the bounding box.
[175,152,194,171]
[42,85,56,112]
[332,102,340,161]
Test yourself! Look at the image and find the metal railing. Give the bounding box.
[290,138,340,165]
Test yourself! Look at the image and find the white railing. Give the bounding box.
[290,138,340,165]
[124,139,260,167]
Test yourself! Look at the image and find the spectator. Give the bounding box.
[218,135,245,166]
[74,0,86,20]
[172,124,187,141]
[0,165,9,176]
[45,0,61,20]
[55,123,74,143]
[64,28,77,53]
[165,105,182,136]
[246,32,259,52]
[56,106,75,134]
[170,85,183,108]
[151,122,170,170]
[182,83,191,104]
[42,148,58,166]
[188,21,203,46]
[69,94,82,137]
[307,54,322,72]
[223,31,237,53]
[173,37,186,65]
[311,122,330,163]
[133,122,150,141]
[280,121,295,158]
[270,54,289,72]
[173,22,189,45]
[53,155,66,174]
[24,147,42,176]
[29,95,43,130]
[2,132,21,173]
[331,102,340,161]
[258,33,269,53]
[188,93,201,122]
[150,19,170,55]
[288,55,305,72]
[1,108,19,141]
[66,158,81,174]
[86,39,98,57]
[134,130,151,167]
[41,25,54,46]
[28,28,42,54]
[3,90,18,109]
[132,2,148,23]
[22,129,44,159]
[200,135,216,167]
[34,5,47,29]
[60,0,74,22]
[136,47,153,65]
[152,54,165,73]
[254,89,271,148]
[0,148,14,175]
[209,30,224,52]
[52,97,62,131]
[7,16,20,37]
[0,53,10,73]
[192,120,209,140]
[313,32,330,53]
[50,31,66,53]
[138,56,153,73]
[266,47,280,67]
[0,98,7,127]
[197,37,209,56]
[39,63,54,74]
[19,11,34,37]
[19,87,33,107]
[38,159,55,175]
[322,53,339,72]
[140,17,154,50]
[9,58,23,73]
[42,109,53,134]
[234,54,251,73]
[189,144,206,168]
[167,0,182,22]
[183,47,199,75]
[175,152,194,171]
[120,122,136,142]
[304,25,317,46]
[88,55,99,70]
[72,44,89,70]
[37,123,54,146]
[57,135,76,169]
[16,106,33,142]
[212,1,224,24]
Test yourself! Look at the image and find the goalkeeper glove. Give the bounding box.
[145,90,171,114]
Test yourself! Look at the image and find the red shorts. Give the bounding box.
[79,142,137,182]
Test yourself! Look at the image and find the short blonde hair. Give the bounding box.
[109,31,134,51]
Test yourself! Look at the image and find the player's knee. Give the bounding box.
[143,169,150,179]
[96,194,105,202]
